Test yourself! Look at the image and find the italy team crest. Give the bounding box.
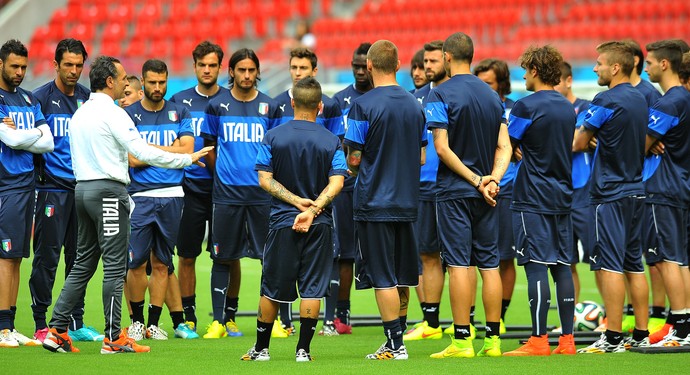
[77,99,84,108]
[2,239,11,252]
[213,243,219,256]
[168,110,178,122]
[258,102,268,115]
[45,205,55,217]
[22,93,31,104]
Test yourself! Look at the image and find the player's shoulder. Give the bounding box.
[75,83,90,99]
[272,89,290,103]
[123,100,143,115]
[169,87,195,102]
[32,80,54,99]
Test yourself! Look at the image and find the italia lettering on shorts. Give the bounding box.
[102,197,119,236]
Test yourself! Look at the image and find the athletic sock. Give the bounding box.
[501,299,511,321]
[550,264,575,335]
[668,310,683,326]
[9,306,16,330]
[279,303,292,327]
[130,300,145,324]
[525,262,550,336]
[170,311,185,328]
[0,310,11,330]
[469,306,476,326]
[454,324,471,340]
[181,295,197,325]
[632,328,649,341]
[605,329,623,345]
[255,320,273,351]
[224,297,239,323]
[485,321,500,337]
[650,305,667,319]
[383,319,403,350]
[425,303,441,328]
[399,315,407,333]
[210,262,230,322]
[336,300,351,325]
[674,314,690,337]
[625,304,634,316]
[420,302,428,318]
[147,305,163,327]
[297,317,318,353]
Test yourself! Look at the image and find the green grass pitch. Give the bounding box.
[7,250,688,374]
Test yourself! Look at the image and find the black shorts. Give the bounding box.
[261,224,333,302]
[176,187,213,258]
[0,190,34,259]
[354,221,418,289]
[211,203,269,261]
[128,196,184,269]
[513,211,572,266]
[333,190,356,261]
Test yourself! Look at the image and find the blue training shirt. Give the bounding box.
[169,86,229,195]
[509,90,575,214]
[644,86,690,206]
[0,87,47,194]
[498,98,518,198]
[635,79,662,107]
[32,81,90,191]
[582,83,647,203]
[571,98,592,209]
[344,85,426,222]
[256,119,348,230]
[201,90,280,205]
[425,74,504,201]
[273,89,344,136]
[125,100,194,193]
[333,83,369,193]
[414,83,440,202]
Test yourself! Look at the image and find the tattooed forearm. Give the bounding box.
[313,185,334,209]
[269,177,296,204]
[347,150,361,175]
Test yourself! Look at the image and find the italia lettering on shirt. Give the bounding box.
[7,111,35,129]
[51,115,71,137]
[191,117,204,137]
[138,129,178,146]
[222,122,265,143]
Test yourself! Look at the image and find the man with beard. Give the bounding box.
[124,59,196,341]
[201,48,280,339]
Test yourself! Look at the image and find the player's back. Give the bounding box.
[345,85,425,221]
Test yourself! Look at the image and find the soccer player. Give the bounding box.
[574,41,650,354]
[0,39,54,348]
[124,59,198,341]
[29,38,101,344]
[42,56,209,354]
[643,40,690,347]
[331,42,372,335]
[426,32,511,359]
[169,41,228,330]
[241,77,347,361]
[554,61,592,304]
[474,58,516,334]
[502,45,576,356]
[119,75,143,108]
[410,49,428,92]
[344,39,425,360]
[273,47,344,336]
[201,48,280,339]
[403,40,448,342]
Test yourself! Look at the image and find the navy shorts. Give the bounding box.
[128,196,184,269]
[646,203,688,266]
[261,224,333,302]
[176,186,213,258]
[333,190,356,261]
[497,196,515,261]
[643,204,661,265]
[0,190,34,259]
[572,204,594,264]
[413,200,439,254]
[354,221,419,289]
[211,203,269,261]
[513,211,572,266]
[590,197,645,274]
[437,198,499,269]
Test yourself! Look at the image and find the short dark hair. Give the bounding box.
[473,58,512,97]
[646,40,683,73]
[679,52,690,83]
[54,38,88,64]
[410,49,424,72]
[519,45,563,87]
[621,39,644,75]
[142,59,168,77]
[0,39,28,62]
[596,41,634,77]
[353,42,372,59]
[228,48,260,85]
[367,40,398,74]
[424,40,444,53]
[559,61,573,79]
[670,39,690,54]
[443,32,473,64]
[126,75,141,88]
[89,55,120,92]
[290,47,317,69]
[192,40,224,65]
[292,76,322,110]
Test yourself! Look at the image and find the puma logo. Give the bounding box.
[182,98,193,107]
[52,100,60,108]
[279,104,286,112]
[220,102,230,112]
[589,255,597,263]
[213,287,227,294]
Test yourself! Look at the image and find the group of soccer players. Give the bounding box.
[1,30,690,361]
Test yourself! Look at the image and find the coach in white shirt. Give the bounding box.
[43,56,210,354]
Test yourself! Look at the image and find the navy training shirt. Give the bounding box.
[255,119,348,230]
[498,98,518,198]
[425,74,504,201]
[635,79,662,107]
[509,90,575,214]
[273,89,344,136]
[201,89,280,205]
[333,83,369,193]
[32,81,90,191]
[344,85,426,222]
[582,83,647,203]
